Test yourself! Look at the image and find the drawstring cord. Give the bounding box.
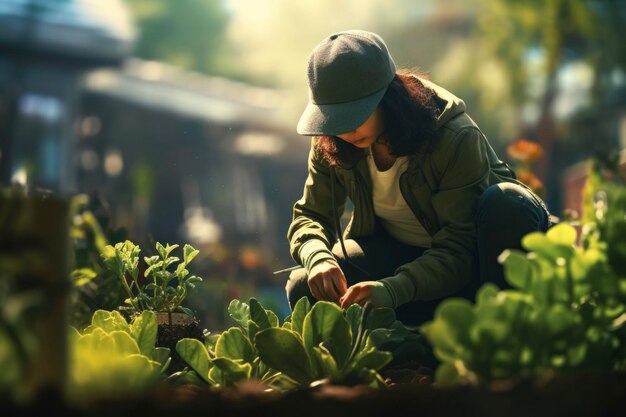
[273,165,371,279]
[330,166,372,279]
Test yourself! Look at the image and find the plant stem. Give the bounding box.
[119,271,140,312]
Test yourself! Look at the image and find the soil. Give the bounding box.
[156,314,205,374]
[4,370,625,417]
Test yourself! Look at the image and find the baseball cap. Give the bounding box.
[297,30,397,136]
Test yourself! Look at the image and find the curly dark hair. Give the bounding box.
[315,70,440,168]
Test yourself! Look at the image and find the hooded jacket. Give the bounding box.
[287,79,523,308]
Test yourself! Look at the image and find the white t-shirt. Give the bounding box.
[367,148,432,248]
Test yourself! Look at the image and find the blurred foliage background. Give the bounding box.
[125,0,625,147]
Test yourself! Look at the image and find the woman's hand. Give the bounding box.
[340,281,393,309]
[307,261,347,303]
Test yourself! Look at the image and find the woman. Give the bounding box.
[285,30,551,326]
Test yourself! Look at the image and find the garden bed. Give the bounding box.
[5,371,625,417]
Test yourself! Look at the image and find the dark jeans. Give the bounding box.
[285,182,551,326]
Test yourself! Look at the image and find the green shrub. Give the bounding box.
[421,179,626,387]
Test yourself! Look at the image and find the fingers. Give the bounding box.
[341,286,364,308]
[336,273,348,296]
[340,283,371,308]
[321,276,338,302]
[308,262,346,302]
[309,279,325,301]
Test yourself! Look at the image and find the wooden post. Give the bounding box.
[0,188,70,401]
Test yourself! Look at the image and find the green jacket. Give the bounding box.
[287,79,522,307]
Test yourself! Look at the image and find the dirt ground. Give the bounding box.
[4,370,625,417]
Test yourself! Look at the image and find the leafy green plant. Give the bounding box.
[175,297,428,390]
[101,241,203,317]
[421,218,626,387]
[69,193,129,328]
[173,298,286,388]
[68,310,171,402]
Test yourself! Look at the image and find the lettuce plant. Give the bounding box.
[175,297,428,390]
[174,298,283,388]
[421,220,626,387]
[68,310,171,402]
[101,241,202,316]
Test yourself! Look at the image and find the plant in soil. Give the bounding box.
[101,240,205,372]
[68,310,171,403]
[173,296,431,390]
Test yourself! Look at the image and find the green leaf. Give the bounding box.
[352,349,393,371]
[545,305,578,336]
[228,299,250,328]
[210,358,252,386]
[183,244,200,264]
[311,345,338,378]
[266,310,280,328]
[375,321,421,350]
[174,263,188,276]
[175,338,212,384]
[419,320,459,363]
[144,255,159,266]
[522,232,574,261]
[436,299,475,340]
[363,307,396,330]
[255,328,313,385]
[71,268,98,286]
[101,245,124,276]
[109,330,141,354]
[168,369,206,386]
[215,328,255,363]
[291,296,311,336]
[150,347,171,368]
[163,257,180,269]
[247,320,260,342]
[476,283,500,305]
[186,276,203,285]
[434,361,462,387]
[91,310,131,333]
[522,232,551,253]
[501,250,534,289]
[156,242,179,260]
[345,304,362,346]
[302,302,352,368]
[177,306,194,316]
[249,298,271,330]
[130,311,157,356]
[546,223,578,246]
[365,328,393,349]
[469,319,509,345]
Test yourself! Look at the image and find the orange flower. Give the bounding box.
[517,168,544,196]
[239,247,261,270]
[507,139,544,165]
